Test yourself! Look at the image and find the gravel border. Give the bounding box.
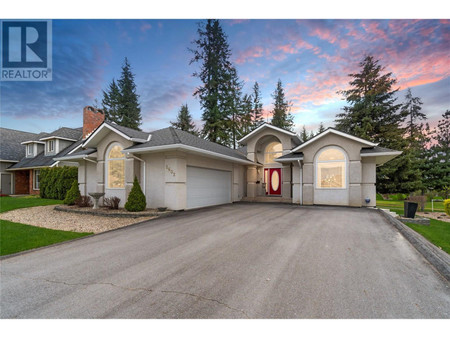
[377,208,450,282]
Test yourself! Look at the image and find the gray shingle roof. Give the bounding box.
[41,127,82,140]
[8,139,83,170]
[0,127,39,162]
[127,127,249,161]
[105,121,150,140]
[276,152,304,160]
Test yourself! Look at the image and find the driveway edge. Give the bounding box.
[376,208,450,282]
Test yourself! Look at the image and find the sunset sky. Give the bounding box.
[1,19,448,135]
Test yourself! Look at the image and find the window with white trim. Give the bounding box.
[107,143,125,189]
[264,142,283,164]
[316,147,346,189]
[33,169,40,190]
[27,144,33,156]
[47,140,55,153]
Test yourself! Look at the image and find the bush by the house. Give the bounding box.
[444,199,450,216]
[64,181,81,205]
[77,195,93,208]
[125,177,146,212]
[408,195,427,212]
[40,166,78,200]
[104,196,121,210]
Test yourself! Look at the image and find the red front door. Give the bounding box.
[268,168,281,195]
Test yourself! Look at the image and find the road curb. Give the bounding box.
[376,208,450,282]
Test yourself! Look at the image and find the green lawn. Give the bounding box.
[0,220,91,256]
[0,196,63,213]
[377,199,449,254]
[405,219,450,254]
[376,199,445,214]
[0,196,92,256]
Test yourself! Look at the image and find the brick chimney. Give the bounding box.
[83,106,105,139]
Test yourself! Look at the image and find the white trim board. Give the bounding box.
[291,129,377,152]
[238,123,298,144]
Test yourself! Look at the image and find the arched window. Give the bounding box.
[316,147,346,189]
[107,143,125,189]
[264,142,283,164]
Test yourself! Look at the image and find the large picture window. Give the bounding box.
[264,142,283,164]
[316,147,346,189]
[107,143,125,189]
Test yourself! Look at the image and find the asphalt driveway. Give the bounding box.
[1,203,449,318]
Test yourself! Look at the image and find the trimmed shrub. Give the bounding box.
[444,199,450,216]
[64,181,81,205]
[40,166,78,200]
[408,195,426,212]
[390,193,407,201]
[125,177,146,212]
[77,195,93,208]
[104,196,121,210]
[376,193,384,201]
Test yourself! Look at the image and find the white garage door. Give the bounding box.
[187,166,232,209]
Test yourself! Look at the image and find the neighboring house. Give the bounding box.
[6,123,83,195]
[0,128,40,195]
[56,106,401,210]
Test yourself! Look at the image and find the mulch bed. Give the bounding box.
[55,205,172,218]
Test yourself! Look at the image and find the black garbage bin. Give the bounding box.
[404,201,418,218]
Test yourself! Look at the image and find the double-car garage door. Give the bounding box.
[186,166,232,209]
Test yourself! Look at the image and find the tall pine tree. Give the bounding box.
[117,58,142,130]
[252,81,264,129]
[190,19,239,146]
[240,93,254,138]
[170,104,198,135]
[270,79,294,131]
[102,58,142,130]
[334,55,420,193]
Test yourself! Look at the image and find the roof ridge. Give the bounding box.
[169,127,182,144]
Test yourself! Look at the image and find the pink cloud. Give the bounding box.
[140,23,152,32]
[235,46,265,64]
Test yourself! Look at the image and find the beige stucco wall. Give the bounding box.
[298,133,373,207]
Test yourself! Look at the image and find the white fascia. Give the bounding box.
[125,144,257,166]
[291,129,377,152]
[40,136,77,142]
[238,124,298,144]
[275,156,304,163]
[21,140,45,145]
[82,123,148,148]
[360,151,402,157]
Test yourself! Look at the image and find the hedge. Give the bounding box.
[39,166,78,200]
[444,199,450,216]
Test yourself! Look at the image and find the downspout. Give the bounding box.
[298,160,302,205]
[126,153,145,196]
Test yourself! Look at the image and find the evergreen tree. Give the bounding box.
[300,125,310,142]
[190,19,237,145]
[424,111,450,197]
[117,58,142,130]
[402,88,426,143]
[252,81,264,129]
[270,79,294,131]
[240,93,254,137]
[170,104,198,135]
[334,55,420,193]
[222,67,244,149]
[318,122,326,134]
[102,79,121,123]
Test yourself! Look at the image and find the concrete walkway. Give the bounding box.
[1,204,449,318]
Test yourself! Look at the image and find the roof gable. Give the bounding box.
[82,122,150,148]
[291,128,377,152]
[238,123,299,145]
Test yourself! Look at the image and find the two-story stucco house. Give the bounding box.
[55,106,401,210]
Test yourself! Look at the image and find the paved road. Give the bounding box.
[1,204,449,318]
